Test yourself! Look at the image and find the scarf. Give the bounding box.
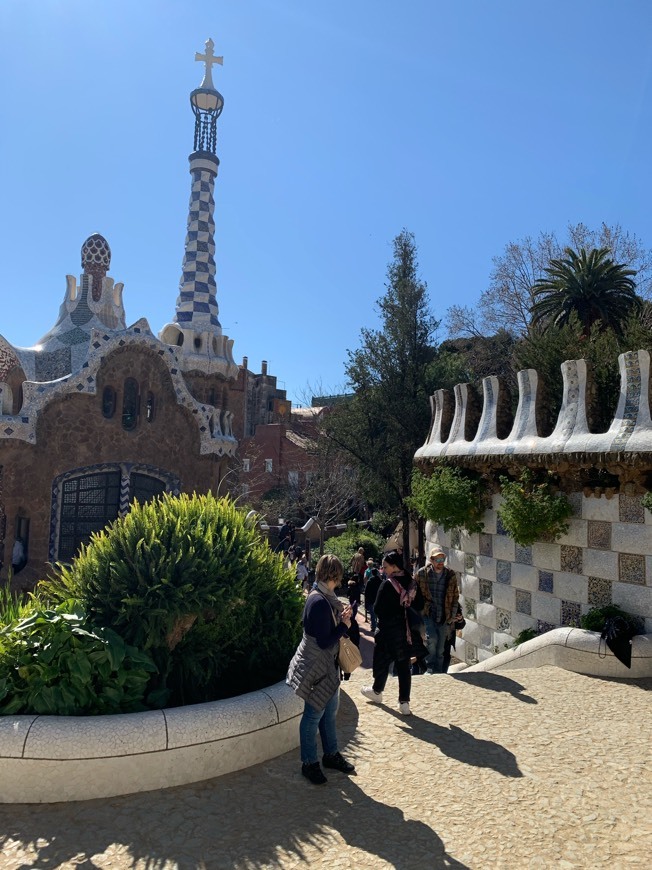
[315,581,344,618]
[387,573,417,608]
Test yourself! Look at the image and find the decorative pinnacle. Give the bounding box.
[195,38,223,90]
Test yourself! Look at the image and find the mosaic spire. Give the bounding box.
[160,39,237,379]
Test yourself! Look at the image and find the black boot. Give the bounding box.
[322,752,355,773]
[302,762,327,785]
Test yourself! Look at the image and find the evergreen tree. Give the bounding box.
[323,229,443,558]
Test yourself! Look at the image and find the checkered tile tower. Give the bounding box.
[160,39,238,379]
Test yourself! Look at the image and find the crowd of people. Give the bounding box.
[287,543,463,785]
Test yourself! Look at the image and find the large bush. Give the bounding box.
[44,493,303,707]
[0,604,156,715]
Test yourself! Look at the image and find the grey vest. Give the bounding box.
[286,632,340,712]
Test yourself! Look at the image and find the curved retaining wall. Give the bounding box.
[450,628,652,678]
[0,680,302,804]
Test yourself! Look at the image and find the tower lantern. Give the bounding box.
[191,38,224,154]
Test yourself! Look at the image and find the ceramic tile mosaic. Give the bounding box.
[588,577,612,607]
[496,515,508,536]
[587,520,611,550]
[619,494,644,524]
[538,571,554,593]
[537,620,556,634]
[496,560,511,584]
[561,600,581,627]
[560,545,583,574]
[450,528,461,549]
[496,609,511,632]
[618,552,645,585]
[515,589,532,615]
[567,492,583,517]
[465,642,478,664]
[464,597,476,619]
[465,552,477,574]
[608,351,641,453]
[479,579,493,603]
[479,533,493,557]
[515,545,532,565]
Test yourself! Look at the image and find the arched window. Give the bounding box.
[58,471,121,562]
[102,386,116,419]
[129,473,166,504]
[122,378,139,431]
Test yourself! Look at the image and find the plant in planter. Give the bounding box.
[497,468,572,547]
[408,465,488,534]
[0,604,157,715]
[43,493,304,707]
[580,605,640,634]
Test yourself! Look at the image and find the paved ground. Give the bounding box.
[1,618,650,869]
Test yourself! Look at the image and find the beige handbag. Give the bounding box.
[338,636,362,673]
[324,595,363,673]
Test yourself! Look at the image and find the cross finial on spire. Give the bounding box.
[195,38,223,91]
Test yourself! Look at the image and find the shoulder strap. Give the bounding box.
[317,590,339,627]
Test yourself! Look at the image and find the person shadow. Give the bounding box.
[320,776,471,869]
[452,671,538,703]
[0,694,470,870]
[385,709,523,778]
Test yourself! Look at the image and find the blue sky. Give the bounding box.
[1,0,651,405]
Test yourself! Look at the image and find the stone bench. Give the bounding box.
[450,629,652,678]
[0,680,302,803]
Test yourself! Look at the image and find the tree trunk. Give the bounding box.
[417,515,425,568]
[401,505,411,570]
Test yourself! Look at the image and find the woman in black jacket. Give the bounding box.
[360,550,420,715]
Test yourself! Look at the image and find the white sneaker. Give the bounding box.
[360,686,383,704]
[399,702,412,715]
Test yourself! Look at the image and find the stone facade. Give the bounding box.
[0,45,292,584]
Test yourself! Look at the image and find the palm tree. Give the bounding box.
[529,246,640,335]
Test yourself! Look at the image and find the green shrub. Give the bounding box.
[43,493,303,707]
[498,469,572,546]
[0,604,157,715]
[641,492,652,514]
[580,605,639,634]
[0,585,37,626]
[323,523,385,566]
[408,466,487,534]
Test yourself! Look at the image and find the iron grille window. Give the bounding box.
[59,471,121,561]
[129,473,166,505]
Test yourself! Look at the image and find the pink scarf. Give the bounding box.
[387,574,417,607]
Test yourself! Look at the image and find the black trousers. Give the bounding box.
[372,638,411,703]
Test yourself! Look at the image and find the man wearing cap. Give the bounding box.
[416,547,459,673]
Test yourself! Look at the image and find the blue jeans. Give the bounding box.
[367,604,377,633]
[299,689,339,764]
[424,617,450,673]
